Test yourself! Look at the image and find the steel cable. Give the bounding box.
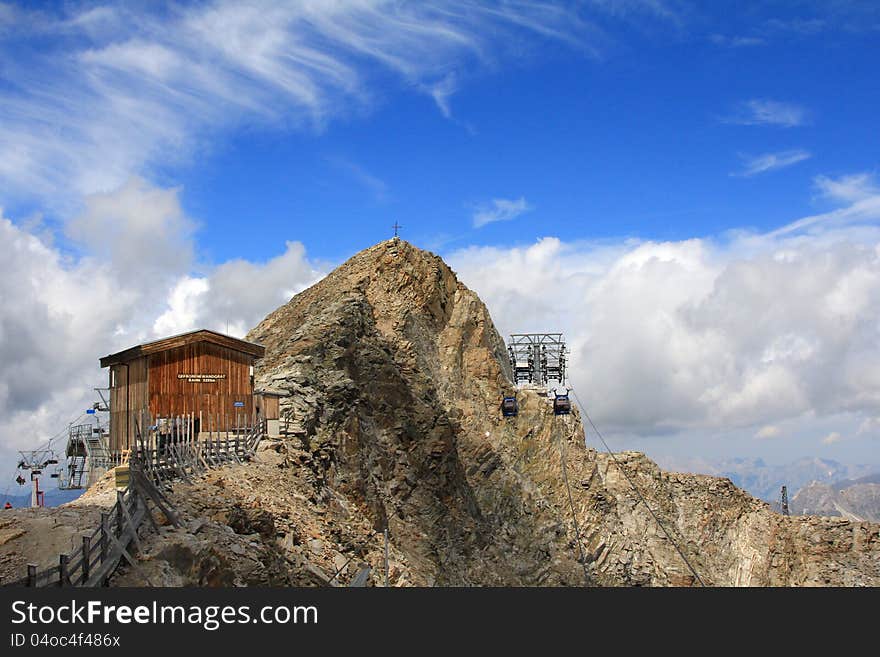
[569,388,706,587]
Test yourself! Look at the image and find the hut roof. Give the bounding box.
[99,329,265,368]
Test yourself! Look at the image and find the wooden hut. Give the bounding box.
[99,330,266,452]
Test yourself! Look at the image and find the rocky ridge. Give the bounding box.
[5,239,878,586]
[242,239,879,586]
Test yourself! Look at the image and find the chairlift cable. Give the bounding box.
[569,388,706,587]
[555,418,591,586]
[327,529,379,586]
[21,412,89,467]
[31,412,88,456]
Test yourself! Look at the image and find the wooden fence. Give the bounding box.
[132,412,265,485]
[1,467,179,587]
[2,416,266,588]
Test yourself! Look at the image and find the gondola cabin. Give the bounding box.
[99,329,266,452]
[501,395,518,417]
[553,393,572,415]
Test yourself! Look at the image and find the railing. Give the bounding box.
[1,467,179,588]
[3,416,266,588]
[132,413,265,485]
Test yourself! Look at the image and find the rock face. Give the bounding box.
[49,238,879,587]
[563,451,880,586]
[246,239,585,585]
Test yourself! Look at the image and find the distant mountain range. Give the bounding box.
[789,473,880,522]
[654,455,879,504]
[2,487,84,509]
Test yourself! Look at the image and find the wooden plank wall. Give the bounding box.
[147,342,254,429]
[109,358,149,452]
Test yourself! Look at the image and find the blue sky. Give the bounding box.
[180,15,877,262]
[4,1,878,261]
[2,1,880,481]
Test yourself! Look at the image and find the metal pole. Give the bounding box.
[384,528,389,587]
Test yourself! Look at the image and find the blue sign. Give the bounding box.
[86,409,96,415]
[233,401,245,407]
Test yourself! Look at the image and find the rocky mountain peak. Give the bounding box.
[242,240,579,585]
[248,238,513,421]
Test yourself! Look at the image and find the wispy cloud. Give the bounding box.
[325,156,388,201]
[423,72,458,119]
[724,99,809,128]
[857,417,880,437]
[0,1,601,208]
[713,6,880,49]
[710,34,764,48]
[754,425,782,440]
[821,431,842,445]
[586,0,688,29]
[473,197,533,228]
[814,173,879,204]
[763,17,827,36]
[767,172,880,237]
[732,150,811,177]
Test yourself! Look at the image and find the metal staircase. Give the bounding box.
[61,423,110,489]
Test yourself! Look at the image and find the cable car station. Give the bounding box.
[502,333,570,418]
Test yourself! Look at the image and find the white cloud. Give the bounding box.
[448,177,880,439]
[473,197,533,228]
[732,150,811,177]
[754,425,782,440]
[822,431,843,445]
[587,0,685,26]
[0,214,140,470]
[725,99,808,128]
[153,242,323,338]
[0,180,323,482]
[65,177,194,286]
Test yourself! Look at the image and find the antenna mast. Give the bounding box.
[780,485,790,516]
